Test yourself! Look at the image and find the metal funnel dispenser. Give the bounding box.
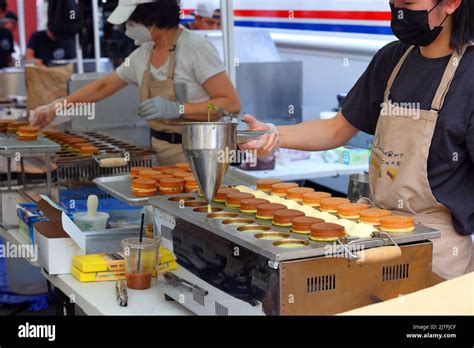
[182,122,237,205]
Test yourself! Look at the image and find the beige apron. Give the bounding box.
[139,27,187,166]
[369,45,473,280]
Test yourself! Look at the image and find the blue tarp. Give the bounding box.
[0,237,50,312]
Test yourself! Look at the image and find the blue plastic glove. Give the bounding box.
[137,96,182,120]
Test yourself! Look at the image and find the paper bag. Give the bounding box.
[25,64,73,111]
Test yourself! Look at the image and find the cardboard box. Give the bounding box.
[34,196,86,275]
[73,252,125,273]
[71,266,126,282]
[33,196,152,275]
[17,202,74,244]
[70,260,177,283]
[16,203,49,244]
[72,248,175,273]
[158,260,178,274]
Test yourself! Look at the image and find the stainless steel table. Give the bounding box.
[0,134,60,196]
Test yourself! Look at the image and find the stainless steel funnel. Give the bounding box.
[182,122,237,204]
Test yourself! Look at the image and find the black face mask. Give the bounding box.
[390,2,449,46]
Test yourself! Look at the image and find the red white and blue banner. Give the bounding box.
[181,0,393,35]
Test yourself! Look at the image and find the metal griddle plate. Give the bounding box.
[0,134,61,155]
[94,175,150,206]
[54,131,156,164]
[149,194,441,263]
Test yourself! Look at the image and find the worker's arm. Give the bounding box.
[182,72,241,121]
[137,72,241,121]
[278,112,358,151]
[239,112,358,156]
[32,72,128,128]
[65,72,128,103]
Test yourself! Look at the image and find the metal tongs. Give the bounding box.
[215,105,273,143]
[216,106,239,123]
[337,231,402,265]
[115,280,128,307]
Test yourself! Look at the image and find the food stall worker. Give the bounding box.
[241,0,474,280]
[24,23,76,66]
[184,1,221,30]
[0,0,18,33]
[32,0,240,166]
[0,0,17,32]
[3,11,17,33]
[0,26,13,68]
[0,0,13,68]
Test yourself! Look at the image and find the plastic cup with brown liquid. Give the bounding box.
[121,237,160,290]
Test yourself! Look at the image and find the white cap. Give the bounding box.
[194,1,220,19]
[107,0,157,25]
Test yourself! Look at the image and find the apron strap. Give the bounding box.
[145,50,152,70]
[430,45,468,111]
[384,46,415,101]
[166,27,184,80]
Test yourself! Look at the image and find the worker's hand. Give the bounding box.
[137,96,182,120]
[239,114,280,157]
[30,101,59,129]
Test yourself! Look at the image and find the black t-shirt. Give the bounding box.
[0,28,13,69]
[342,41,474,236]
[27,30,75,66]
